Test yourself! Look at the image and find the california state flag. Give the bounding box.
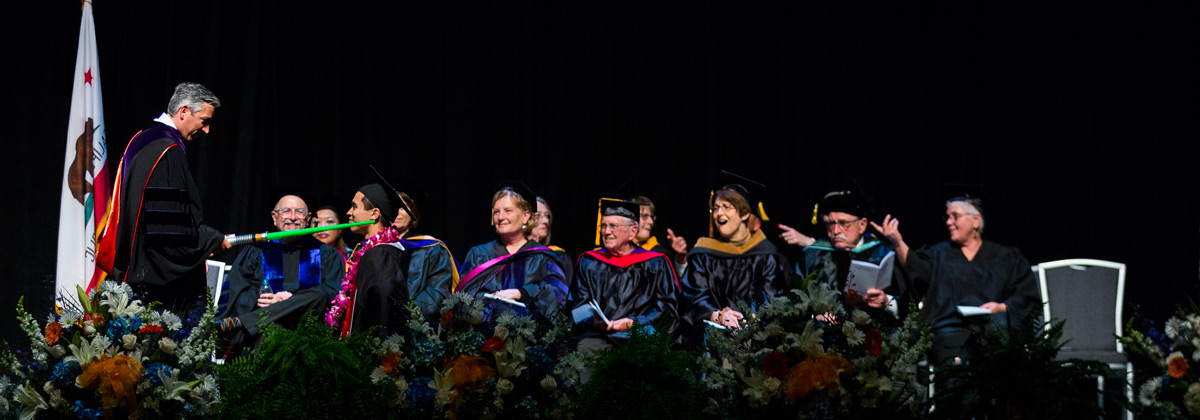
[56,1,110,297]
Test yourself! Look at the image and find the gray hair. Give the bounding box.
[946,198,985,233]
[167,82,221,116]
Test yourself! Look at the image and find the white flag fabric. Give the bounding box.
[56,1,110,298]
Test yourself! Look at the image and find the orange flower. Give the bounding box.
[1169,353,1190,379]
[78,354,144,419]
[45,322,63,346]
[381,352,400,374]
[447,355,496,391]
[844,289,862,307]
[785,354,853,403]
[137,324,163,334]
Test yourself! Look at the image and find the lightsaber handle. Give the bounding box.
[225,233,266,247]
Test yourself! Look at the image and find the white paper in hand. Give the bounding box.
[957,306,992,317]
[845,251,895,295]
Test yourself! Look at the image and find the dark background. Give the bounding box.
[3,1,1195,345]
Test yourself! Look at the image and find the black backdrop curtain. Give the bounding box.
[2,1,1195,346]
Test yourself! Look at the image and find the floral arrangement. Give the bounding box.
[367,293,584,420]
[1122,306,1200,419]
[699,281,932,419]
[2,281,220,420]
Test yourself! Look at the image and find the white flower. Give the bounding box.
[158,368,192,402]
[48,345,66,359]
[540,375,557,391]
[1166,318,1187,341]
[159,338,177,355]
[158,312,183,331]
[798,322,824,358]
[763,377,781,393]
[65,337,99,365]
[382,334,406,353]
[843,322,865,346]
[122,334,138,350]
[90,335,112,352]
[494,325,510,340]
[1185,382,1200,416]
[509,316,537,341]
[1139,376,1163,406]
[851,310,871,325]
[370,367,388,384]
[395,378,409,396]
[83,321,96,336]
[14,384,48,420]
[101,289,143,318]
[739,370,779,408]
[496,378,514,395]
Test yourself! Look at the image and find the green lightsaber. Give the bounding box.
[224,220,374,246]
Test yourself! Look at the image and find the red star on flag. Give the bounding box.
[84,68,93,85]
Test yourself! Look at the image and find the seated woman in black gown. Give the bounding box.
[455,182,568,317]
[873,195,1039,365]
[528,196,574,285]
[679,183,788,347]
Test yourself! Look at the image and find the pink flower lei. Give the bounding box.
[325,226,401,327]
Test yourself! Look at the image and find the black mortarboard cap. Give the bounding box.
[716,170,770,222]
[496,180,537,209]
[358,183,398,224]
[594,198,641,245]
[369,165,417,221]
[943,183,986,216]
[816,191,870,220]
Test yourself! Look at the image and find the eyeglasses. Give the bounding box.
[943,212,975,223]
[710,203,737,213]
[274,208,308,217]
[599,223,632,231]
[824,218,861,231]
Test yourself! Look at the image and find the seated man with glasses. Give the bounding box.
[571,199,679,353]
[217,194,345,356]
[785,191,901,315]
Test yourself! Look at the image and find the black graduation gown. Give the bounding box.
[351,236,459,335]
[901,240,1040,331]
[679,230,788,345]
[222,236,343,338]
[899,239,1040,364]
[110,125,223,309]
[457,240,568,317]
[571,248,679,344]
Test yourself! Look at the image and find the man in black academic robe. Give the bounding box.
[349,181,460,337]
[218,195,344,354]
[571,199,679,352]
[97,83,229,311]
[789,191,904,323]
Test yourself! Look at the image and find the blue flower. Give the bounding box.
[526,345,553,378]
[50,361,82,388]
[412,339,445,369]
[407,376,437,418]
[144,362,174,386]
[106,317,142,339]
[73,400,103,420]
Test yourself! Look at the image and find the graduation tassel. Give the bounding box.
[811,204,819,225]
[594,198,603,246]
[758,202,770,222]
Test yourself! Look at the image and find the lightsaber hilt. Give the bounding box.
[225,233,267,247]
